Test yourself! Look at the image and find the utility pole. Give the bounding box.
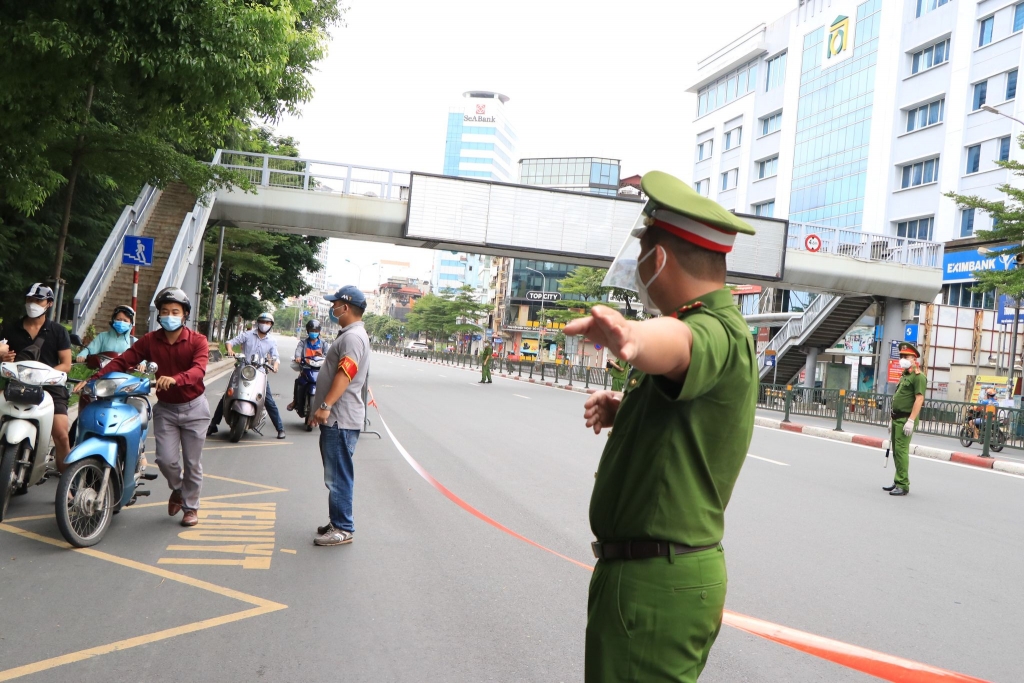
[207,224,226,340]
[525,266,548,362]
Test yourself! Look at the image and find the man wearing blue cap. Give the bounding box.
[310,285,371,546]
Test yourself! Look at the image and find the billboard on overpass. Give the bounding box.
[405,173,785,281]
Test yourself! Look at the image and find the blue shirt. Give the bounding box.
[227,330,280,362]
[294,336,326,362]
[78,330,135,359]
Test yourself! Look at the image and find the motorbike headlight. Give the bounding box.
[0,365,17,381]
[240,366,257,382]
[93,379,119,397]
[18,366,67,386]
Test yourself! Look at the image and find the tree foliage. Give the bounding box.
[544,267,608,325]
[404,286,492,345]
[364,313,405,343]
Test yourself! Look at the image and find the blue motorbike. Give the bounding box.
[55,365,159,547]
[292,356,324,432]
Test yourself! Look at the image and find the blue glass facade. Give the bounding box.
[789,0,882,229]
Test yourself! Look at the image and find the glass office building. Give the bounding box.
[442,91,517,182]
[518,157,621,196]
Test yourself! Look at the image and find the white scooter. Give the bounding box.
[0,360,67,521]
[221,354,272,443]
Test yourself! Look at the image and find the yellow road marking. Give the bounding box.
[158,556,272,569]
[203,441,294,452]
[280,548,297,554]
[2,514,52,523]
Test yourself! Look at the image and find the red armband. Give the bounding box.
[338,356,358,380]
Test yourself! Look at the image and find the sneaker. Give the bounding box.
[314,525,353,546]
[317,522,332,535]
[277,430,286,440]
[889,486,909,496]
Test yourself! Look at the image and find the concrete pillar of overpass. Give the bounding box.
[877,297,906,394]
[803,347,819,388]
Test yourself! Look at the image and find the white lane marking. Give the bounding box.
[513,394,531,400]
[747,454,789,466]
[754,425,1024,479]
[438,374,446,378]
[468,383,480,387]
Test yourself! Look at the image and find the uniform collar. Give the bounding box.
[674,287,735,315]
[340,320,365,332]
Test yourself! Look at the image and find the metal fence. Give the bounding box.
[758,384,1024,453]
[372,344,613,390]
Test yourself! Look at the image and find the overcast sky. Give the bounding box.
[276,0,797,289]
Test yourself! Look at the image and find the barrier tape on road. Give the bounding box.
[369,390,993,683]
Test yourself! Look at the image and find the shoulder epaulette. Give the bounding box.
[674,301,705,318]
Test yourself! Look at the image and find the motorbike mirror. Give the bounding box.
[147,362,159,374]
[69,333,84,347]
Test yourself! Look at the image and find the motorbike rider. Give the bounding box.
[0,283,73,471]
[208,311,286,439]
[287,319,326,412]
[76,305,137,365]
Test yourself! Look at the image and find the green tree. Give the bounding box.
[545,266,608,324]
[0,0,345,281]
[404,294,452,345]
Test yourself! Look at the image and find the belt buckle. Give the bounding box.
[591,541,601,559]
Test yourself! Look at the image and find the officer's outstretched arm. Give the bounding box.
[565,306,692,384]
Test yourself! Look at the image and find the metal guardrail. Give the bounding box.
[215,150,411,201]
[72,184,159,336]
[756,293,838,372]
[787,222,944,268]
[758,384,1024,452]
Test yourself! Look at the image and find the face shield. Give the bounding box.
[601,202,653,292]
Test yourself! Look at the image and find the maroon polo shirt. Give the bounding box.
[93,326,208,404]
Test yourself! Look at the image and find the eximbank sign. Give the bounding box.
[943,247,1017,282]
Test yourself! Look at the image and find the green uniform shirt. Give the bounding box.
[891,369,926,413]
[589,288,758,548]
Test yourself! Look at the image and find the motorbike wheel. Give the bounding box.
[991,429,1006,453]
[0,442,22,522]
[55,458,114,547]
[958,426,974,448]
[304,396,314,432]
[229,415,247,443]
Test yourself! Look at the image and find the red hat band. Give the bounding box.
[648,209,736,254]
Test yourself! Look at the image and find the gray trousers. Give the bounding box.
[153,396,211,511]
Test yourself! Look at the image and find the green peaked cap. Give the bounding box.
[898,342,920,357]
[640,171,756,235]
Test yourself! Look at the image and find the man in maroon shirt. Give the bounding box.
[78,287,210,527]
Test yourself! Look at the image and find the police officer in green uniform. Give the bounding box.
[565,171,758,682]
[479,342,493,384]
[884,342,925,496]
[606,358,629,392]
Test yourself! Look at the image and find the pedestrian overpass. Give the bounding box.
[72,150,945,382]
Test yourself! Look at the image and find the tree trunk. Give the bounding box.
[52,82,96,282]
[217,268,232,341]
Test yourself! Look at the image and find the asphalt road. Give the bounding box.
[1,336,1022,682]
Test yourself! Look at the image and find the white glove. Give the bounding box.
[903,420,915,437]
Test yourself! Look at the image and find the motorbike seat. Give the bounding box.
[127,397,150,431]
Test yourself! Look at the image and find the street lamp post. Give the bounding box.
[344,259,378,289]
[524,266,548,362]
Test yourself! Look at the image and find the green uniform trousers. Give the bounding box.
[891,417,911,491]
[586,546,727,682]
[481,361,492,382]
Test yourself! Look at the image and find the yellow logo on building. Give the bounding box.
[827,15,850,60]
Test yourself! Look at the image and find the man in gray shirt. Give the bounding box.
[310,286,371,546]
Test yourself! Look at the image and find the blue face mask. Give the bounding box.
[329,307,341,323]
[159,316,183,332]
[112,320,131,334]
[308,332,319,339]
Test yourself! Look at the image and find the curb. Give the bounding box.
[753,415,1021,475]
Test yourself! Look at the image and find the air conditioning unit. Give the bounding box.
[902,301,918,321]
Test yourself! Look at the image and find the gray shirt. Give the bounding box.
[227,330,280,363]
[314,321,370,430]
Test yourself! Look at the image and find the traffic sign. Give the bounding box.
[764,355,776,367]
[804,234,822,252]
[889,340,900,359]
[122,236,155,266]
[904,324,919,343]
[764,349,777,356]
[594,344,603,350]
[998,295,1022,325]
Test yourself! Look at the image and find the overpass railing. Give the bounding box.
[215,150,411,201]
[756,293,839,374]
[72,184,159,336]
[759,384,1023,452]
[787,223,943,267]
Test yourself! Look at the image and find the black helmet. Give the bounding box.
[154,287,191,316]
[111,305,136,323]
[306,319,322,333]
[25,283,55,301]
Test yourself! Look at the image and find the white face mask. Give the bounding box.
[25,303,46,318]
[258,323,271,334]
[634,245,666,316]
[899,358,912,369]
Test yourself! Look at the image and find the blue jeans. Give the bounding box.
[320,425,359,532]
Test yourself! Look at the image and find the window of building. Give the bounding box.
[1008,70,1018,100]
[966,144,982,174]
[980,16,995,47]
[754,200,775,217]
[757,156,779,180]
[906,99,944,132]
[760,112,782,136]
[942,283,996,309]
[1001,136,1012,162]
[911,39,950,75]
[724,127,742,151]
[916,0,950,18]
[766,52,787,91]
[960,208,976,237]
[697,59,759,117]
[1016,3,1024,32]
[697,139,713,161]
[896,217,934,241]
[900,157,939,188]
[720,169,738,191]
[694,178,710,196]
[973,81,988,110]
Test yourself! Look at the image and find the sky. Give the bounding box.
[276,0,798,290]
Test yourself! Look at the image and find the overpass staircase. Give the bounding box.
[758,294,875,385]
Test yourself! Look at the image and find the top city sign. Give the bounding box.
[824,15,855,65]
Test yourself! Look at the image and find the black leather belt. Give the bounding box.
[891,410,911,420]
[591,540,718,561]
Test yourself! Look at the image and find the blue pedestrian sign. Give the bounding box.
[122,236,155,266]
[904,324,919,343]
[998,295,1022,325]
[764,355,776,367]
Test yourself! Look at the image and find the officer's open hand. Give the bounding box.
[583,390,621,434]
[565,306,637,362]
